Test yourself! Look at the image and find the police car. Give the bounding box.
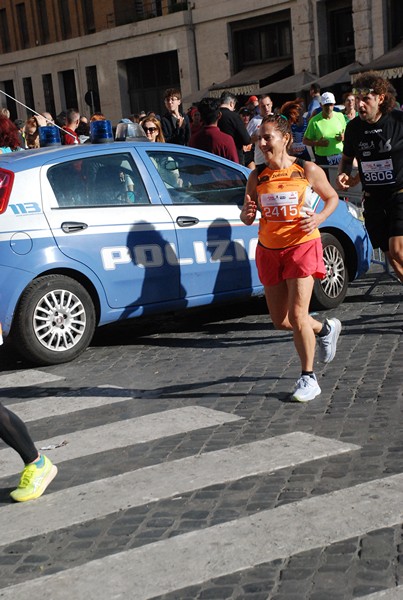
[0,141,372,365]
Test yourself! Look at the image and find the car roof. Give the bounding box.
[0,141,251,176]
[0,141,168,170]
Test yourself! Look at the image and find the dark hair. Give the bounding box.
[76,121,90,136]
[258,94,272,103]
[353,70,397,114]
[164,87,182,100]
[310,83,321,94]
[0,114,21,150]
[198,97,221,125]
[55,111,67,128]
[66,108,80,126]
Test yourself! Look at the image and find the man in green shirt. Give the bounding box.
[303,92,346,167]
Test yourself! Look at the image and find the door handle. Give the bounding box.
[176,216,199,227]
[61,222,88,233]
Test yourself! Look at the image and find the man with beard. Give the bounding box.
[336,71,403,282]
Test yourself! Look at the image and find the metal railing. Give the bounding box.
[322,164,363,208]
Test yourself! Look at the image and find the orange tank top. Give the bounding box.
[256,160,321,249]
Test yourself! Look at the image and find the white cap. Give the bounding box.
[320,92,336,105]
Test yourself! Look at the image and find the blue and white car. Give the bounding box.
[0,142,372,365]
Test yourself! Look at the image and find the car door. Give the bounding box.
[139,147,261,302]
[41,149,182,310]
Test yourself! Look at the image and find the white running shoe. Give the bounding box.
[291,374,321,403]
[317,318,341,363]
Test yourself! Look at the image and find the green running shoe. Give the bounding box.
[10,455,57,502]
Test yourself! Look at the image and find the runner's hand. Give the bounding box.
[300,210,320,234]
[336,173,351,190]
[241,194,257,225]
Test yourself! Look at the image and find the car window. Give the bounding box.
[47,153,150,208]
[146,150,247,206]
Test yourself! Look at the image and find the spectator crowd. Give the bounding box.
[0,80,398,152]
[2,81,399,169]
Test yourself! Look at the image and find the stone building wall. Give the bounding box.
[0,0,391,123]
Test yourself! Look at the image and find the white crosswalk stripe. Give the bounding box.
[360,588,403,599]
[0,432,358,546]
[0,370,64,389]
[4,392,133,422]
[0,406,242,477]
[1,474,403,599]
[0,377,400,599]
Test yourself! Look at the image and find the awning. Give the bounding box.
[301,62,363,91]
[208,60,292,96]
[181,87,212,107]
[350,41,403,79]
[258,70,317,94]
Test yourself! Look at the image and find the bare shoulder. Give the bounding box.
[302,160,320,178]
[247,167,259,184]
[302,160,329,187]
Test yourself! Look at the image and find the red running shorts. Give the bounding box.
[256,238,326,287]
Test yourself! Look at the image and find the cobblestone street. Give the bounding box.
[0,264,402,600]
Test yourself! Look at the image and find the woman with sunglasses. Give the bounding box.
[241,102,341,402]
[141,116,165,142]
[142,116,183,187]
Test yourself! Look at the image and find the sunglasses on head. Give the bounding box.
[143,127,157,133]
[352,87,375,96]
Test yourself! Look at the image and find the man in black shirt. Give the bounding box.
[337,71,403,281]
[161,88,190,146]
[218,91,251,165]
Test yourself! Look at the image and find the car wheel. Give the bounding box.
[12,274,96,365]
[311,233,348,310]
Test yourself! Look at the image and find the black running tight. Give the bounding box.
[0,402,38,464]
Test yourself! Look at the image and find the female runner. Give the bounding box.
[241,104,341,402]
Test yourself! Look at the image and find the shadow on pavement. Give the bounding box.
[91,296,269,347]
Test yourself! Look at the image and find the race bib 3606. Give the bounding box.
[361,158,395,185]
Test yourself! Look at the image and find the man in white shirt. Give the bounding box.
[307,83,321,118]
[246,94,273,166]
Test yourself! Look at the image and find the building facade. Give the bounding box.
[0,0,401,123]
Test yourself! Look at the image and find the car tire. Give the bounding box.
[12,274,96,365]
[311,233,348,311]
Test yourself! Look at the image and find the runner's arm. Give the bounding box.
[336,153,356,190]
[301,162,339,234]
[240,169,258,225]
